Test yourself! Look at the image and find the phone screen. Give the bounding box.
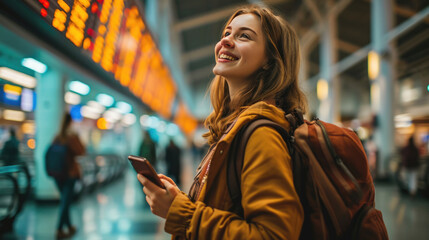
[128,155,165,189]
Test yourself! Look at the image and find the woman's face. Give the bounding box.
[213,14,267,85]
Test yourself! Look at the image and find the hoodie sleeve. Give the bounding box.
[164,127,303,240]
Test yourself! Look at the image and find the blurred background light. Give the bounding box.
[22,121,35,134]
[96,117,110,130]
[4,84,22,102]
[65,91,81,105]
[317,79,328,100]
[121,113,136,126]
[103,108,122,123]
[21,58,47,74]
[69,81,90,95]
[140,115,149,127]
[166,123,179,136]
[116,101,132,114]
[96,93,114,107]
[395,114,412,128]
[21,88,35,112]
[370,83,380,112]
[87,100,105,114]
[81,105,101,119]
[148,116,160,129]
[4,109,25,121]
[368,51,380,80]
[70,105,83,122]
[157,121,166,133]
[27,139,36,149]
[0,67,37,88]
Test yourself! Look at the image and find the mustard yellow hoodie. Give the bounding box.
[165,101,304,239]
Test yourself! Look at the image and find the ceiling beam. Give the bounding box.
[363,0,429,24]
[387,5,429,42]
[394,5,429,24]
[397,28,429,54]
[330,0,353,17]
[337,39,361,53]
[173,4,246,32]
[304,0,322,22]
[173,0,292,33]
[299,0,353,53]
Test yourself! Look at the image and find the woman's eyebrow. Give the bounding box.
[225,26,257,35]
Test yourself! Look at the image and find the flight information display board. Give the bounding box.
[22,0,177,119]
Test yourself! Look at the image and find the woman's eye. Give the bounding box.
[223,32,231,37]
[240,33,250,39]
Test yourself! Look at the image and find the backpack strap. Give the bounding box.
[227,118,292,216]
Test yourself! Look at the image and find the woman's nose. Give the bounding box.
[220,36,234,48]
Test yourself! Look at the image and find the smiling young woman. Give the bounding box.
[137,5,307,240]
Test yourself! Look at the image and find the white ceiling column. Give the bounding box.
[318,0,340,123]
[371,0,396,178]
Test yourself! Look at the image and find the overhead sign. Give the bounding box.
[22,0,177,119]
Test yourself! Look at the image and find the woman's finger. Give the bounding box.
[145,195,153,206]
[138,174,161,192]
[158,174,177,186]
[142,186,150,197]
[161,179,180,197]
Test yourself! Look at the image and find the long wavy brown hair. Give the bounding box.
[203,5,308,145]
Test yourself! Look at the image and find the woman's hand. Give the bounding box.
[137,173,180,219]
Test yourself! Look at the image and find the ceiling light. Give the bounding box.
[69,81,90,95]
[0,67,37,88]
[368,51,380,80]
[317,79,328,100]
[21,58,47,74]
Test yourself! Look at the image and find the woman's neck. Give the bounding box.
[226,78,247,102]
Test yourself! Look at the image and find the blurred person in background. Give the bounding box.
[165,139,182,187]
[139,130,157,167]
[366,134,378,178]
[137,5,306,239]
[52,113,85,239]
[400,136,420,197]
[1,128,20,166]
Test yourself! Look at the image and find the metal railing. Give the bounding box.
[0,163,31,233]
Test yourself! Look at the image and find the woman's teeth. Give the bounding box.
[219,54,238,61]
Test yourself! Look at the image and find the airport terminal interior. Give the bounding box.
[0,0,428,239]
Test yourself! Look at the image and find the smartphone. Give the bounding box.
[128,155,165,189]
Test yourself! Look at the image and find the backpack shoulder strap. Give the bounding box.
[227,118,291,216]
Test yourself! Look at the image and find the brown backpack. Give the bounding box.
[227,110,389,240]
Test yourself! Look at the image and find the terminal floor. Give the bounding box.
[3,170,429,239]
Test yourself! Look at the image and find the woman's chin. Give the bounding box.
[213,66,232,78]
